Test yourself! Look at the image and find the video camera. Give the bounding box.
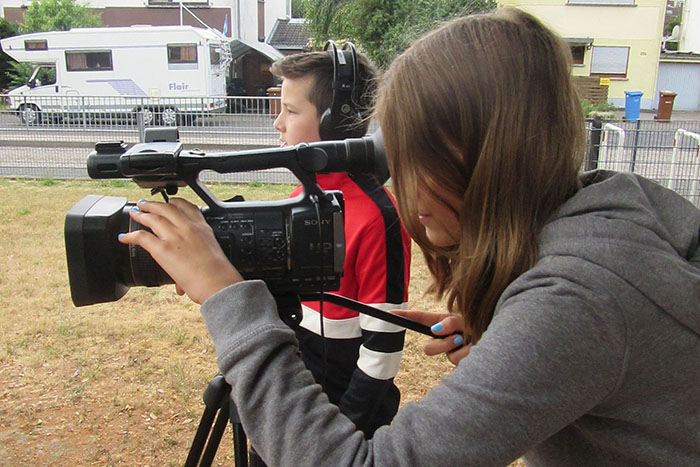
[65,128,387,307]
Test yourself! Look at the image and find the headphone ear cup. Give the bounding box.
[319,107,335,141]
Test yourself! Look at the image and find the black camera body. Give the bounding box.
[65,128,386,307]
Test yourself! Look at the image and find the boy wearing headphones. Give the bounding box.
[271,46,411,438]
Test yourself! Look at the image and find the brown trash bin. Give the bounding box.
[655,90,677,122]
[267,86,281,117]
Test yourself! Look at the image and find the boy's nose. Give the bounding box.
[273,114,283,132]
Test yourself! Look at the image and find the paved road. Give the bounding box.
[0,111,279,148]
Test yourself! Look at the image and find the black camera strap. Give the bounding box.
[308,193,329,389]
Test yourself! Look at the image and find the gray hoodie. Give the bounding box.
[201,170,700,466]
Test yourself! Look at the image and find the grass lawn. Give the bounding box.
[0,178,523,466]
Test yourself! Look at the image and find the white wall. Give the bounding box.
[680,0,700,53]
[236,0,288,41]
[1,0,289,43]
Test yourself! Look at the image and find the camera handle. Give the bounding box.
[184,293,434,466]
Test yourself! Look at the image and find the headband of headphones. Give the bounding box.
[319,40,361,141]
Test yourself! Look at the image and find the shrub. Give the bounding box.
[581,99,618,119]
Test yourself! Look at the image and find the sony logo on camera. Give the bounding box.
[304,218,333,226]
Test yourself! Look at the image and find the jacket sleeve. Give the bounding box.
[337,213,410,437]
[201,261,628,466]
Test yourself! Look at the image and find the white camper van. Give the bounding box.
[1,25,231,125]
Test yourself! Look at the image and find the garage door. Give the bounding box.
[656,62,700,111]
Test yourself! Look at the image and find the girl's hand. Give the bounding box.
[117,198,244,304]
[392,310,472,366]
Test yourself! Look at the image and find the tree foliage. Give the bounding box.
[0,18,18,90]
[299,0,348,47]
[6,62,35,89]
[1,0,102,90]
[299,0,497,67]
[664,14,681,37]
[291,0,306,18]
[21,0,102,33]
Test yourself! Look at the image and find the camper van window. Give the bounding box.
[210,44,221,65]
[28,65,56,87]
[24,40,48,51]
[35,66,56,86]
[66,51,113,72]
[168,44,198,64]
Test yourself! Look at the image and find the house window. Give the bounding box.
[24,39,48,50]
[66,51,113,71]
[564,38,592,66]
[568,0,635,5]
[168,44,198,64]
[570,46,586,65]
[210,44,221,65]
[590,46,629,78]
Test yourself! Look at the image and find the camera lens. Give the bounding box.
[65,195,172,307]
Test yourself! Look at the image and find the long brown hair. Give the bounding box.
[376,8,585,341]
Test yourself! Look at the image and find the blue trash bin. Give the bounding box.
[624,90,643,121]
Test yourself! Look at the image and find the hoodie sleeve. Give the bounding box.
[201,261,628,466]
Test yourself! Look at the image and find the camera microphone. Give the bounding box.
[297,128,387,182]
[85,129,387,184]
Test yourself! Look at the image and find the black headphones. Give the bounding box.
[319,40,362,141]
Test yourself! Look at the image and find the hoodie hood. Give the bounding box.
[539,170,700,336]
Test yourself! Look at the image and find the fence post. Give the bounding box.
[586,116,602,170]
[21,95,29,127]
[137,97,146,142]
[82,96,87,129]
[601,123,626,171]
[629,119,641,173]
[669,129,700,199]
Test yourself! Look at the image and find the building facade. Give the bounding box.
[656,0,700,111]
[2,0,290,42]
[502,0,667,110]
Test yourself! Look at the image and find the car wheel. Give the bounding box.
[162,107,178,126]
[138,107,154,126]
[19,104,40,125]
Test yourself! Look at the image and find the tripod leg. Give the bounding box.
[185,374,232,467]
[201,395,234,466]
[185,397,224,465]
[228,404,269,467]
[233,424,249,467]
[249,445,267,467]
[227,398,249,467]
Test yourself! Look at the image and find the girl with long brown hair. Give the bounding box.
[380,7,585,346]
[119,7,700,466]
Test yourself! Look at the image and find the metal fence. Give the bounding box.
[585,118,700,205]
[2,93,700,205]
[0,94,290,183]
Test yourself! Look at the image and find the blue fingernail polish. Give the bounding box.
[431,323,443,332]
[138,199,146,204]
[454,335,463,346]
[118,233,125,239]
[131,206,140,213]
